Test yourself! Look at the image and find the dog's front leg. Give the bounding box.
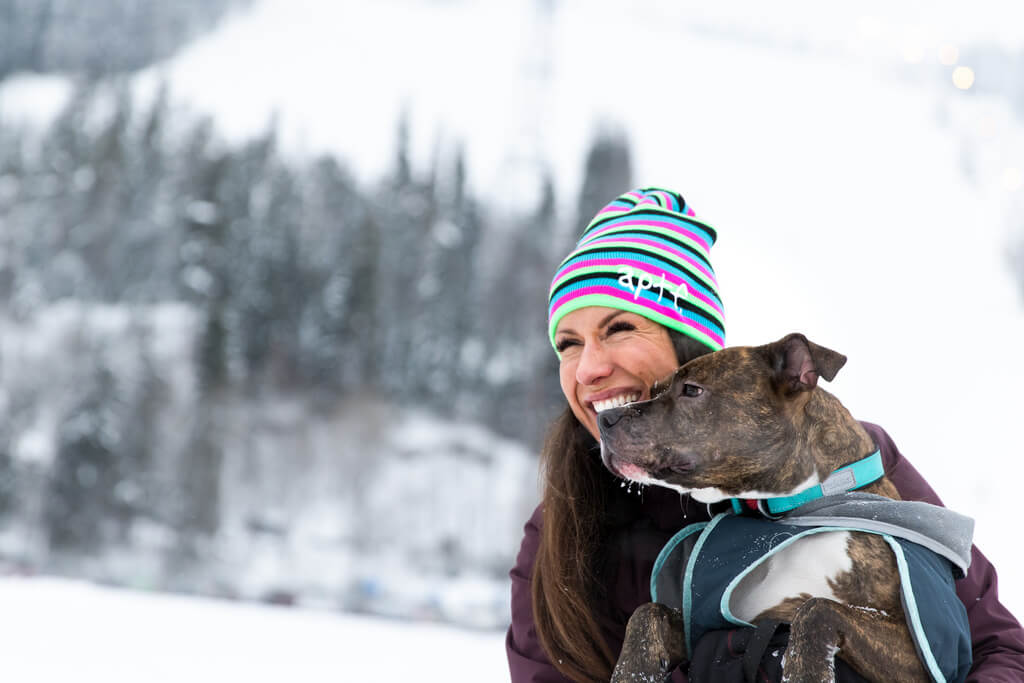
[611,602,685,683]
[783,597,929,683]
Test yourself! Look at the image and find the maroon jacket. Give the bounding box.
[507,422,1024,682]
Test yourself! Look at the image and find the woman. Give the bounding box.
[506,187,1024,682]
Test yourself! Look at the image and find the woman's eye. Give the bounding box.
[681,383,703,398]
[555,338,579,353]
[606,320,635,335]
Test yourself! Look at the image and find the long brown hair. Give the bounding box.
[530,330,711,682]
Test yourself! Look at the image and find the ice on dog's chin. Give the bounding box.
[605,472,824,504]
[686,473,822,504]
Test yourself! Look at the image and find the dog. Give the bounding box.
[599,333,971,682]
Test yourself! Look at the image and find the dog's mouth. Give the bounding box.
[602,443,697,486]
[606,462,700,494]
[650,460,696,481]
[613,461,656,483]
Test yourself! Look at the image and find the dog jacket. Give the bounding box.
[650,494,974,683]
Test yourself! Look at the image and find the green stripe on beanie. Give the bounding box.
[548,187,725,354]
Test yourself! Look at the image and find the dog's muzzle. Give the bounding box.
[599,410,625,430]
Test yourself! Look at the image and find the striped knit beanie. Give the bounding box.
[547,187,725,354]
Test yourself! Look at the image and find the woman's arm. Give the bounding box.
[506,505,574,683]
[864,421,1024,682]
[508,504,693,682]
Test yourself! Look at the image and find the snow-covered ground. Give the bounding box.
[0,576,508,682]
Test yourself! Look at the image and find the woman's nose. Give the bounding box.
[575,341,613,385]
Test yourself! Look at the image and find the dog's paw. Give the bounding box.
[611,603,685,683]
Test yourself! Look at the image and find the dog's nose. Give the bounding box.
[599,411,622,430]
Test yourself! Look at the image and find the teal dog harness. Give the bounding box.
[651,495,974,683]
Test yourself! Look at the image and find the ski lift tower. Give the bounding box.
[495,0,557,213]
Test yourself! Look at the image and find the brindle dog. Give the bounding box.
[600,333,929,683]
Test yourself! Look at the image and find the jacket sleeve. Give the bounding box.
[864,421,1024,682]
[506,504,574,683]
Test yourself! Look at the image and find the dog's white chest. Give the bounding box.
[729,530,852,622]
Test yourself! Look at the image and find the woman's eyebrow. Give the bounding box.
[599,310,628,328]
[556,311,629,338]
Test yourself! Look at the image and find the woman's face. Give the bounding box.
[554,306,680,441]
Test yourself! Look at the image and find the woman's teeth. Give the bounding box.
[592,393,640,413]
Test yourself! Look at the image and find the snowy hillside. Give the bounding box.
[0,302,536,628]
[0,576,508,682]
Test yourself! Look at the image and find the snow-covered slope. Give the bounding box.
[0,303,537,629]
[0,576,507,682]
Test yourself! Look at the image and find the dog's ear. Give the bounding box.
[769,333,847,395]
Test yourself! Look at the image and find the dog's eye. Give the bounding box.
[681,383,703,398]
